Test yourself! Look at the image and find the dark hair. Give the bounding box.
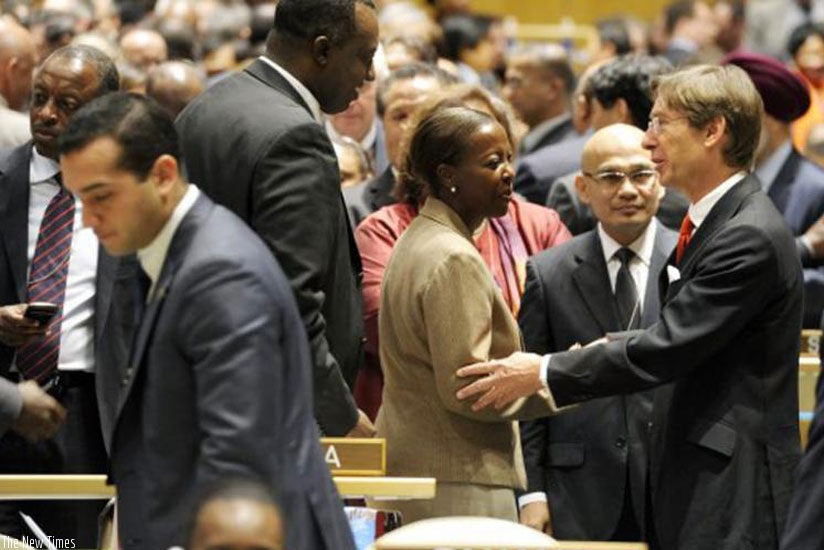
[439,14,492,61]
[58,92,180,179]
[597,17,632,56]
[44,45,120,97]
[665,0,696,35]
[788,22,824,58]
[157,19,198,61]
[377,62,459,117]
[402,106,498,202]
[274,0,376,46]
[187,478,282,546]
[588,54,673,128]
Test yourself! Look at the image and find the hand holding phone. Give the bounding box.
[24,302,59,325]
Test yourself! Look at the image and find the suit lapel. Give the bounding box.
[0,143,34,301]
[643,225,677,327]
[113,195,213,427]
[94,248,118,343]
[766,150,800,215]
[677,175,760,273]
[571,232,619,334]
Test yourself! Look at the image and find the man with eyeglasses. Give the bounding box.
[518,124,676,541]
[458,64,803,550]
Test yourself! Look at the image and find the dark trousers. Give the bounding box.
[0,374,107,548]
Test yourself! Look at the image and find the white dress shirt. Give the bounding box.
[137,185,200,298]
[26,148,98,373]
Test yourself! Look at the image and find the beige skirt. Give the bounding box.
[366,481,517,525]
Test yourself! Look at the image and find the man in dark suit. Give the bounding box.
[502,44,577,157]
[343,62,457,228]
[0,45,136,546]
[724,52,824,328]
[458,64,803,550]
[781,311,824,549]
[518,124,677,541]
[176,0,379,437]
[60,93,355,550]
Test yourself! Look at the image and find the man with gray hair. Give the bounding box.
[0,17,35,148]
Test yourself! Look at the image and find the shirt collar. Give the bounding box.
[258,56,323,123]
[521,113,570,153]
[688,171,747,229]
[598,218,658,268]
[754,141,793,193]
[29,146,60,185]
[325,117,378,151]
[137,185,200,287]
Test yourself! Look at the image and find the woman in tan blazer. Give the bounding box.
[375,105,559,523]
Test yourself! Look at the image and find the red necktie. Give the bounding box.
[675,214,694,266]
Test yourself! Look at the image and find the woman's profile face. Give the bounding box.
[449,121,514,222]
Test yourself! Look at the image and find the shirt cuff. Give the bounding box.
[801,235,816,258]
[539,354,551,391]
[518,491,548,509]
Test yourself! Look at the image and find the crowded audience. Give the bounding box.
[0,0,823,549]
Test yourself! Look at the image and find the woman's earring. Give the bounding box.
[449,185,457,194]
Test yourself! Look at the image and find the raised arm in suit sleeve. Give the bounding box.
[177,259,288,488]
[518,260,553,493]
[423,251,557,421]
[550,223,784,405]
[251,122,359,435]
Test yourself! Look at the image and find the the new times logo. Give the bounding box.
[3,536,76,549]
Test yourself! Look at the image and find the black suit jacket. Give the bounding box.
[110,195,354,550]
[520,115,578,156]
[0,142,136,452]
[514,133,589,204]
[176,58,363,435]
[343,165,396,230]
[519,224,676,540]
[766,148,824,328]
[548,176,803,550]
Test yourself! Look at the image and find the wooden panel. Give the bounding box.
[459,0,669,25]
[801,329,822,357]
[0,474,436,500]
[321,437,386,476]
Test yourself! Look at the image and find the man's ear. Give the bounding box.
[704,115,727,149]
[151,154,179,194]
[575,172,592,205]
[311,35,332,66]
[615,98,630,124]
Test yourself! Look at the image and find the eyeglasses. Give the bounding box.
[647,115,687,135]
[582,169,658,189]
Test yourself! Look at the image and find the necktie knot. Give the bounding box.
[615,247,635,267]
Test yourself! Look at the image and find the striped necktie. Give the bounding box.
[16,176,75,382]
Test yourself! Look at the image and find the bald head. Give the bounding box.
[120,29,168,70]
[577,123,663,244]
[145,61,205,118]
[0,17,36,110]
[190,497,284,550]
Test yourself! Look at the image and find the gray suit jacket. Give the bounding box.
[176,58,363,435]
[519,223,676,540]
[548,176,803,549]
[110,194,355,550]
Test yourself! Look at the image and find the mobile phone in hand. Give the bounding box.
[24,302,59,325]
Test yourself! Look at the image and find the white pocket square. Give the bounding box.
[667,265,681,284]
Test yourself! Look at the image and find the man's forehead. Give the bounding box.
[37,57,96,84]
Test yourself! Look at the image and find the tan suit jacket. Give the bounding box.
[376,197,557,490]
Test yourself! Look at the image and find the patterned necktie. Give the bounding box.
[614,247,640,330]
[676,214,695,266]
[16,177,75,382]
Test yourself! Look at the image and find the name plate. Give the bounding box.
[801,330,822,358]
[320,438,386,476]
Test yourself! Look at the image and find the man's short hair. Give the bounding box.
[665,0,696,35]
[588,54,673,129]
[58,92,180,179]
[273,0,376,46]
[377,62,459,117]
[509,44,576,95]
[653,64,763,169]
[597,17,632,56]
[440,14,492,61]
[45,44,120,96]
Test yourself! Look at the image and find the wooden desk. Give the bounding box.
[0,475,436,500]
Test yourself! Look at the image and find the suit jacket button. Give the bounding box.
[615,437,627,449]
[121,377,129,387]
